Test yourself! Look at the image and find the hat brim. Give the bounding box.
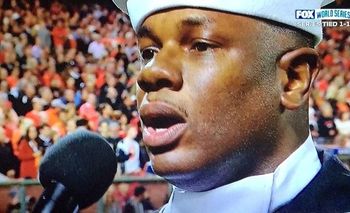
[112,0,128,13]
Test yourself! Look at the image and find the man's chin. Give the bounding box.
[151,159,225,192]
[149,149,255,192]
[159,169,222,192]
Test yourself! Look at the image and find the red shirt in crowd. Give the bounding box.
[17,139,38,178]
[52,26,68,47]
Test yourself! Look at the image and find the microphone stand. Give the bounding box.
[32,181,79,213]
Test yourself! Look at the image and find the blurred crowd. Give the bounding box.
[310,27,350,147]
[0,0,349,184]
[0,0,149,181]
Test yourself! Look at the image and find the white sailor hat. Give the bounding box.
[113,0,334,45]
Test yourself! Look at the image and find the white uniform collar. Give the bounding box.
[161,134,321,213]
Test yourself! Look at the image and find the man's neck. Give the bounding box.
[162,134,321,213]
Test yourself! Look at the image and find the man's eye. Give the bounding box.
[140,47,158,61]
[191,41,217,52]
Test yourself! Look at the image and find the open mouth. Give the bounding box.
[140,102,187,148]
[142,108,185,129]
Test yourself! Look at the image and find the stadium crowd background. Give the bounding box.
[0,0,349,211]
[0,0,350,181]
[0,0,147,180]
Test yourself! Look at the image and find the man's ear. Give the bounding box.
[278,48,319,110]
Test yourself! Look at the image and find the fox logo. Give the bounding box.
[295,10,315,19]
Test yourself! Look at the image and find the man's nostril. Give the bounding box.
[156,79,172,90]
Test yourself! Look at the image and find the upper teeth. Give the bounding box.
[155,128,167,132]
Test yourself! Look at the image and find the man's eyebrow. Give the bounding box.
[180,15,213,27]
[137,25,161,45]
[136,15,212,42]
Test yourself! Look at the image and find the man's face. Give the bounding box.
[137,8,282,191]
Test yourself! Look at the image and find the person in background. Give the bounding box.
[118,126,140,175]
[37,124,54,155]
[17,126,41,179]
[317,102,337,145]
[124,186,154,213]
[99,121,110,139]
[0,127,19,178]
[334,112,350,147]
[76,118,89,131]
[99,103,115,125]
[51,19,68,48]
[25,96,45,128]
[8,80,35,116]
[105,185,123,213]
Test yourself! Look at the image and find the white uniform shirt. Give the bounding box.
[119,137,141,174]
[161,134,321,213]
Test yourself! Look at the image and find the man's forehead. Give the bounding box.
[113,0,335,46]
[138,11,214,35]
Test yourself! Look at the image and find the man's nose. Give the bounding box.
[137,43,183,92]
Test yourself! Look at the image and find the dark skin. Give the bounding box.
[136,8,319,191]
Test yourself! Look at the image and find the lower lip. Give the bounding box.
[142,123,187,147]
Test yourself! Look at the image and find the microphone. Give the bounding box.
[33,130,117,212]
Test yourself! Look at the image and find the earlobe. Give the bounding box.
[278,48,319,110]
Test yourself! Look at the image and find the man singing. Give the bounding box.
[113,0,350,212]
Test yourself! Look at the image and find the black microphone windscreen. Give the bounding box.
[39,130,117,209]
